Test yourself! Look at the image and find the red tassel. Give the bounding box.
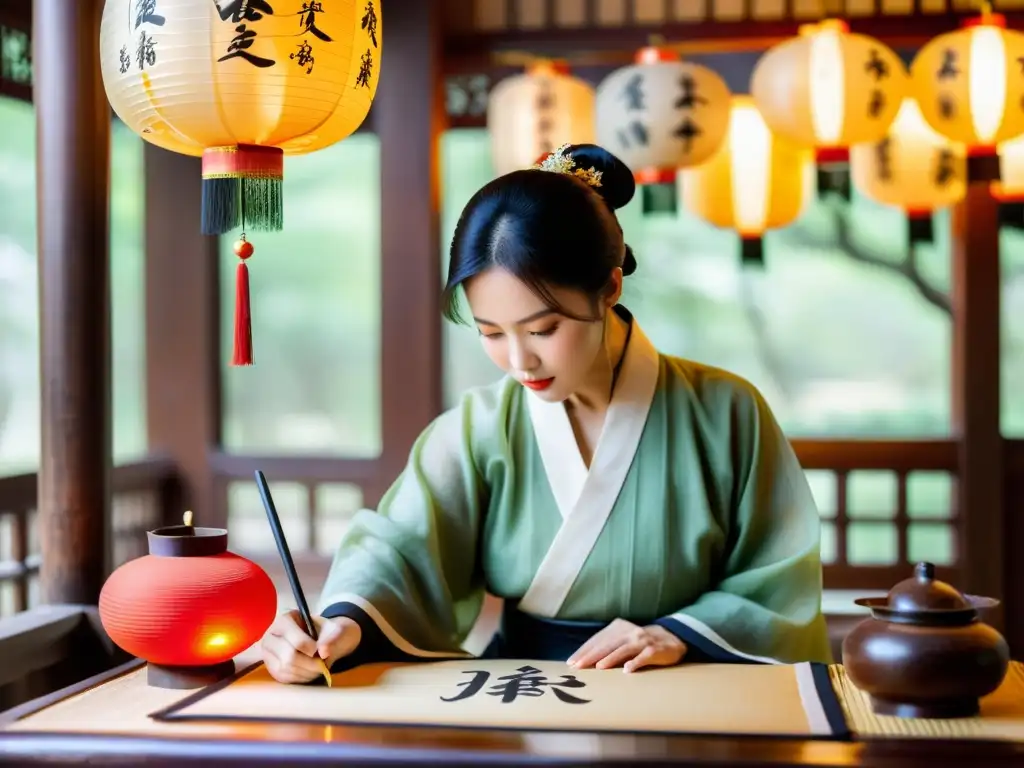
[232,238,254,366]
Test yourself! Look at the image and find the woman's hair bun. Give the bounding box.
[622,244,638,276]
[562,143,636,211]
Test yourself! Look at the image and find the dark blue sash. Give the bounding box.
[481,600,608,661]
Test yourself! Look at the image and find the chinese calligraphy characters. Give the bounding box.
[120,0,164,74]
[355,1,377,88]
[440,666,591,705]
[216,0,276,68]
[617,74,648,149]
[863,48,889,120]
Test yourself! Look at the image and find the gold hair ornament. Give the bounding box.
[533,144,603,188]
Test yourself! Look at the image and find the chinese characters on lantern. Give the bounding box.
[440,666,591,705]
[356,1,378,88]
[936,49,959,119]
[536,78,556,156]
[216,0,276,69]
[119,0,165,73]
[864,48,889,118]
[673,74,706,152]
[617,74,649,149]
[290,2,332,75]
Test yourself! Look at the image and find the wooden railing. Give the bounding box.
[208,439,962,594]
[0,458,182,617]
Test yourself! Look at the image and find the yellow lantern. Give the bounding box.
[487,61,595,177]
[751,20,908,160]
[909,8,1024,169]
[99,0,383,366]
[849,98,966,244]
[595,46,731,213]
[680,96,814,265]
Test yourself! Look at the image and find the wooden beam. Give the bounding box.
[950,180,1004,630]
[144,146,223,529]
[378,0,445,472]
[32,0,112,605]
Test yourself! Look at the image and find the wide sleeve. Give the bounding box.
[316,396,488,669]
[653,383,833,665]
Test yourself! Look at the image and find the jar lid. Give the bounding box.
[888,562,970,612]
[854,562,999,626]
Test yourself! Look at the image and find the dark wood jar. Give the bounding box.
[841,561,1009,719]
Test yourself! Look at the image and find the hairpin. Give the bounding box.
[533,143,603,188]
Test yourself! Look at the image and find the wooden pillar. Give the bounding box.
[33,0,112,605]
[950,176,1004,629]
[378,0,445,473]
[144,146,222,529]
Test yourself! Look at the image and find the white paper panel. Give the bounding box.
[554,0,588,25]
[516,0,547,27]
[672,0,708,20]
[596,0,628,24]
[474,0,509,29]
[634,0,668,22]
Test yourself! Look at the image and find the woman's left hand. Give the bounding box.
[567,619,687,673]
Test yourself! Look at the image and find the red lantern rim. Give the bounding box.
[962,11,1006,28]
[635,46,679,65]
[527,59,571,76]
[634,167,677,185]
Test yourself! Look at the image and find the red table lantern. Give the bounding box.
[99,512,277,689]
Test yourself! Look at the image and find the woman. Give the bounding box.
[260,144,832,684]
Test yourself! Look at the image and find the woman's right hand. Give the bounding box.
[261,610,362,684]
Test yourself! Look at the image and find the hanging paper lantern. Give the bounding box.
[750,20,908,199]
[595,46,731,214]
[487,61,595,177]
[680,96,814,266]
[849,98,966,245]
[99,0,383,366]
[909,7,1024,178]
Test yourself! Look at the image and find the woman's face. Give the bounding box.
[463,266,621,403]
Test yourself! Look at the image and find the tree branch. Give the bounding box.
[737,273,794,404]
[792,200,953,315]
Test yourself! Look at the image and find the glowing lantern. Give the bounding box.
[909,8,1024,169]
[849,98,966,245]
[751,20,907,159]
[595,46,731,213]
[680,96,814,265]
[98,512,277,689]
[487,61,595,177]
[99,0,383,366]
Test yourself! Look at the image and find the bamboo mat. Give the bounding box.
[829,661,1024,741]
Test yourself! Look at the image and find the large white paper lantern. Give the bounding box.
[99,0,382,366]
[595,46,731,213]
[487,61,596,176]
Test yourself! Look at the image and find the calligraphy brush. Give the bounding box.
[255,469,332,688]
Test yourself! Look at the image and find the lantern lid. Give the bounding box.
[526,59,570,76]
[963,2,1004,27]
[148,511,228,557]
[799,18,849,35]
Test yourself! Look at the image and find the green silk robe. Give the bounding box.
[317,317,833,667]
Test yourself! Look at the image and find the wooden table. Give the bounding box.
[2,651,1023,767]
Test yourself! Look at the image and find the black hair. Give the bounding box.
[442,143,637,324]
